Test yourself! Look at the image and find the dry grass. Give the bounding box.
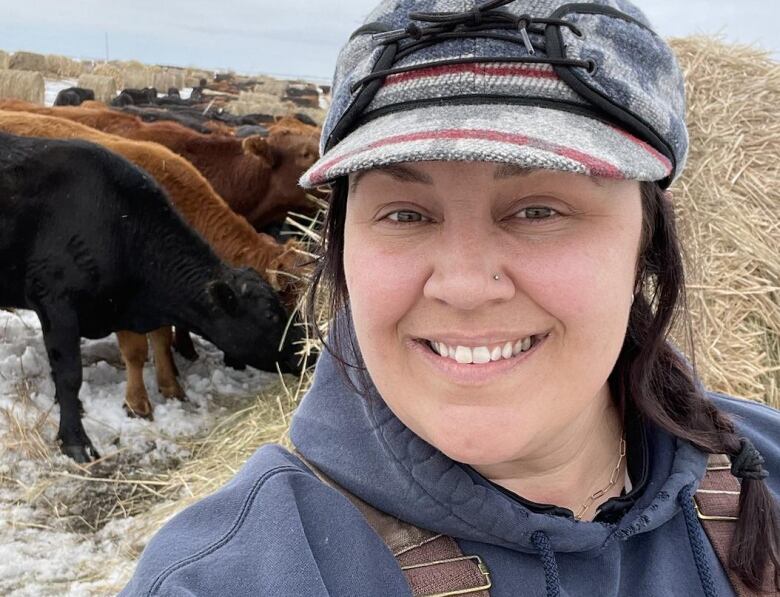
[9,51,46,73]
[77,74,118,103]
[668,37,779,408]
[0,69,45,104]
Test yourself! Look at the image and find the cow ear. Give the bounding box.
[207,280,238,316]
[242,135,276,167]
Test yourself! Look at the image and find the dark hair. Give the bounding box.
[304,176,779,591]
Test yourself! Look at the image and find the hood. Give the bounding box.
[289,344,709,556]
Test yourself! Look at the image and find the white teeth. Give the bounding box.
[426,335,539,364]
[501,342,513,359]
[454,346,473,364]
[472,346,491,364]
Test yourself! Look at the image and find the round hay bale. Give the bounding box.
[9,51,47,73]
[0,50,9,70]
[43,54,81,78]
[0,69,45,104]
[124,60,147,71]
[92,63,124,88]
[77,73,117,103]
[152,70,176,91]
[251,75,288,98]
[123,66,154,89]
[185,69,211,87]
[668,37,779,407]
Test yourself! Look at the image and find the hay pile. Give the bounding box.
[252,75,289,97]
[152,69,185,92]
[123,65,154,89]
[44,54,83,78]
[668,37,779,408]
[0,70,45,104]
[9,51,47,73]
[185,69,211,87]
[91,63,124,88]
[77,74,117,103]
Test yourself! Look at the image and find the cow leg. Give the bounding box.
[37,308,100,463]
[150,327,185,400]
[116,331,154,420]
[173,327,198,361]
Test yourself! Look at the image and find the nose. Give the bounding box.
[423,224,515,310]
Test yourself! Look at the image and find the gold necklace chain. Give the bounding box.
[574,433,627,521]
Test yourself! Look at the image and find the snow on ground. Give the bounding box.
[44,79,79,107]
[0,308,281,595]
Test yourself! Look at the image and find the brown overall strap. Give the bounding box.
[292,449,492,596]
[694,453,777,596]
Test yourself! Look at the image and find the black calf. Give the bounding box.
[0,132,306,462]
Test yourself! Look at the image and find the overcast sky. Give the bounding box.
[1,1,777,82]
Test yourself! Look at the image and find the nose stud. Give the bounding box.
[493,273,500,281]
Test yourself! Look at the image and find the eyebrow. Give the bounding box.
[348,162,605,193]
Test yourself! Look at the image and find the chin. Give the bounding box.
[420,422,529,467]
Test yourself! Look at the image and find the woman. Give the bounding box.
[121,1,779,595]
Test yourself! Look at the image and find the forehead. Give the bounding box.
[347,162,607,194]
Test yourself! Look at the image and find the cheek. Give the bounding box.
[343,224,423,343]
[519,225,640,367]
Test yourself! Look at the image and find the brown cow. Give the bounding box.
[0,100,321,232]
[0,109,310,418]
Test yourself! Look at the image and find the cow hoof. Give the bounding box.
[123,401,154,421]
[60,443,100,463]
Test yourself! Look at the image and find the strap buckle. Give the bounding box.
[693,495,738,522]
[400,554,492,596]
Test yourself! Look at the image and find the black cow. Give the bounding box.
[111,87,158,107]
[54,87,96,106]
[0,132,307,463]
[235,124,269,138]
[118,105,214,134]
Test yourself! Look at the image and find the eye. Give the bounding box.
[513,206,559,221]
[384,210,429,224]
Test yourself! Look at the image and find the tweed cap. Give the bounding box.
[299,0,688,190]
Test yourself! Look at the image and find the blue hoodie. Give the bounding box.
[121,346,780,597]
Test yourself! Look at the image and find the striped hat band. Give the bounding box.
[299,0,688,190]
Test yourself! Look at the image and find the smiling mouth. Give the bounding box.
[416,334,546,364]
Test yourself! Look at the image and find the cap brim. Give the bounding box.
[299,103,672,189]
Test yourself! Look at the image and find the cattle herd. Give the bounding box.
[0,79,324,463]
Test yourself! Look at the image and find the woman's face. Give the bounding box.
[344,161,643,466]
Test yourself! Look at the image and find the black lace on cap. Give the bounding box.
[730,437,769,480]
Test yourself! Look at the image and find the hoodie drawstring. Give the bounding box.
[678,484,720,597]
[531,530,562,597]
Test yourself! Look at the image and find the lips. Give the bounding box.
[409,333,548,386]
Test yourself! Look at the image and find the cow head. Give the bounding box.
[199,266,308,375]
[240,121,322,230]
